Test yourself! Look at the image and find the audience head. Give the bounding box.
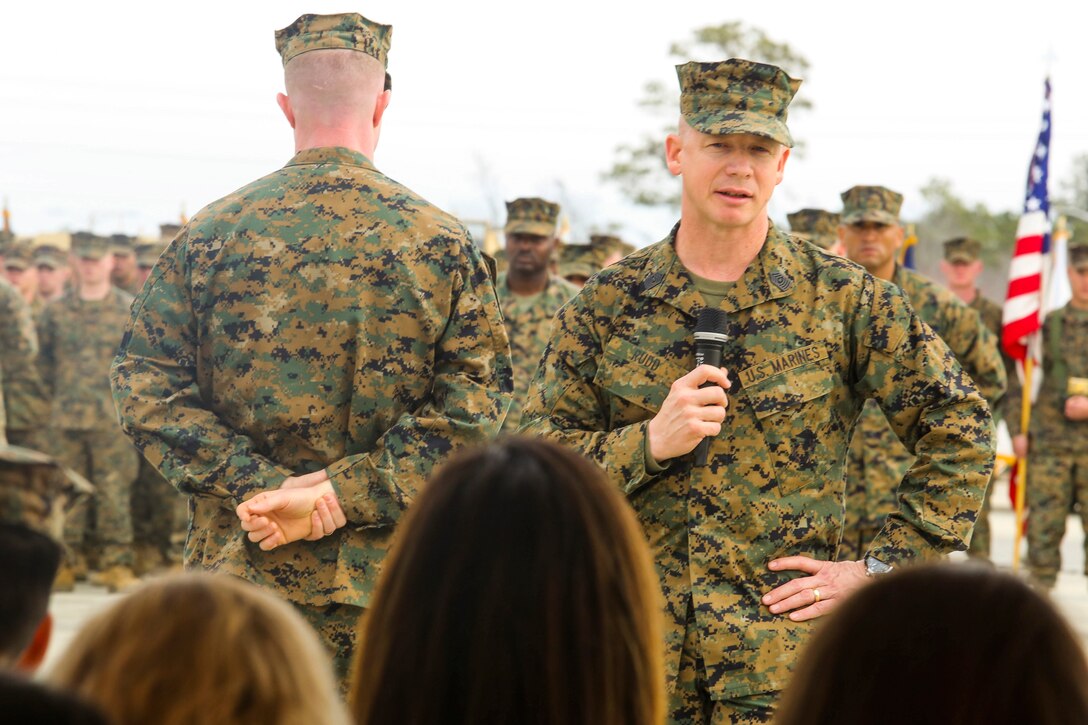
[352,436,665,725]
[0,523,61,672]
[48,572,349,725]
[0,672,108,724]
[774,564,1088,725]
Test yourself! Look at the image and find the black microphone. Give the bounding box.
[693,307,729,467]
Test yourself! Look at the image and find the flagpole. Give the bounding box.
[1012,353,1034,570]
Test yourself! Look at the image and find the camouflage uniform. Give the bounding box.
[522,223,993,714]
[38,278,139,570]
[498,197,577,432]
[110,12,512,688]
[496,271,578,432]
[841,265,1005,560]
[786,209,839,252]
[0,278,49,448]
[1015,293,1088,587]
[523,59,993,724]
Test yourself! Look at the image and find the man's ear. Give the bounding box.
[277,92,296,129]
[373,89,392,129]
[665,133,683,177]
[775,147,790,184]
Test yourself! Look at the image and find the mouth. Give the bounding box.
[716,188,753,200]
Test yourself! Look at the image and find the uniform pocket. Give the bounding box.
[741,354,836,496]
[592,336,688,427]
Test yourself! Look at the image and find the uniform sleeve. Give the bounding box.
[941,302,1007,410]
[322,242,513,526]
[110,237,294,507]
[998,347,1024,433]
[519,290,661,495]
[1,285,49,431]
[851,278,995,563]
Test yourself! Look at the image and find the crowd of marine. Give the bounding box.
[4,192,1084,597]
[0,226,184,592]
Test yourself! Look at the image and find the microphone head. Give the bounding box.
[695,307,728,336]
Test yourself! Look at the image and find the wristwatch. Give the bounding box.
[864,555,894,577]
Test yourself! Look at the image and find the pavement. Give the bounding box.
[40,475,1088,674]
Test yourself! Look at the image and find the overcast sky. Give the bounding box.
[3,1,1086,250]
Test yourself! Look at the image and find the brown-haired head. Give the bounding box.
[48,572,349,725]
[775,564,1088,725]
[352,436,665,725]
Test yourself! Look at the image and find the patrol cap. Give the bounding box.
[589,233,635,264]
[676,58,801,147]
[110,233,135,256]
[32,232,71,269]
[159,223,182,244]
[505,198,561,238]
[558,243,599,281]
[943,237,982,264]
[1070,242,1088,271]
[275,13,392,69]
[841,185,903,226]
[135,238,167,268]
[0,443,93,541]
[3,238,34,270]
[71,231,111,260]
[787,209,840,250]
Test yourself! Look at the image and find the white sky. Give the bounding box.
[3,1,1086,248]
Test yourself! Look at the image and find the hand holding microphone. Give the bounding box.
[646,308,731,465]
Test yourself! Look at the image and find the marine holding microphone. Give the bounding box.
[519,58,995,724]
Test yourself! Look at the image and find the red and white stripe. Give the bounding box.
[1002,209,1048,362]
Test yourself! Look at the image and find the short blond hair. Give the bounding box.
[49,572,349,725]
[285,48,385,125]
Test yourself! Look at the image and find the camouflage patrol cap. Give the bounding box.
[0,444,93,541]
[1070,242,1088,271]
[109,233,135,256]
[71,231,110,260]
[787,209,840,250]
[676,58,801,147]
[558,243,599,281]
[591,232,635,266]
[505,197,561,238]
[135,238,167,268]
[159,223,182,244]
[943,236,982,263]
[275,13,392,69]
[841,185,903,225]
[31,232,71,269]
[3,238,34,270]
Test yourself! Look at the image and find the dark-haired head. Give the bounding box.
[352,437,665,725]
[775,564,1088,725]
[0,523,61,671]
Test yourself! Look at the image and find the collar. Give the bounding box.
[285,146,376,171]
[637,221,800,319]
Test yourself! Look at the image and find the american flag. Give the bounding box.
[1002,79,1052,362]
